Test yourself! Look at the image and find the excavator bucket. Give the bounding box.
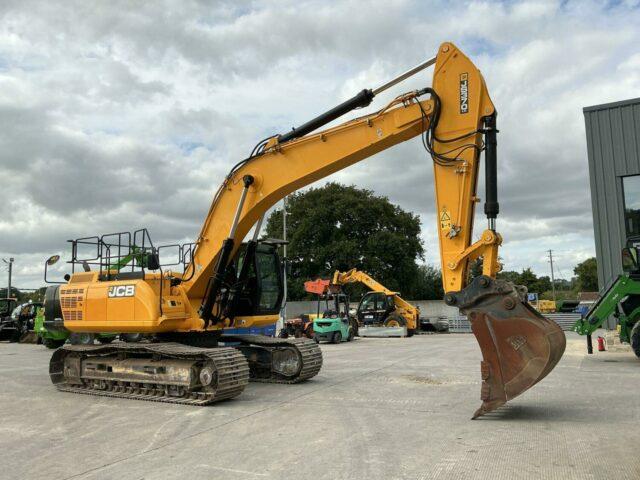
[446,276,566,419]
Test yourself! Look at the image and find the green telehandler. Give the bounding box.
[574,240,640,358]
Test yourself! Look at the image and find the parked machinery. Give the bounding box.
[0,297,18,341]
[278,314,314,340]
[0,301,41,343]
[43,42,565,417]
[574,238,640,358]
[278,279,331,340]
[535,299,557,314]
[303,279,357,344]
[332,269,419,337]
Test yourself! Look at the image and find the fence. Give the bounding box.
[285,300,582,333]
[544,313,581,331]
[443,312,581,334]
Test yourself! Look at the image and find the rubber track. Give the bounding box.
[221,335,323,384]
[50,343,249,405]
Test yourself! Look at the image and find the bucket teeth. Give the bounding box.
[480,361,490,380]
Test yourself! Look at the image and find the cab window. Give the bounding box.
[360,294,376,311]
[255,245,283,314]
[361,292,387,311]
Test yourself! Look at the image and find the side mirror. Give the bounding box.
[622,247,638,272]
[44,255,66,284]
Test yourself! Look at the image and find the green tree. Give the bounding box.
[497,270,520,284]
[412,264,445,300]
[265,183,424,300]
[533,275,552,295]
[497,269,551,295]
[517,268,538,292]
[574,257,598,292]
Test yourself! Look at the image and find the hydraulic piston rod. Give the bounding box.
[199,175,254,326]
[277,56,437,144]
[372,56,436,95]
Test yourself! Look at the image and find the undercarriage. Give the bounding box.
[49,335,322,405]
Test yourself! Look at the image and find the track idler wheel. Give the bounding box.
[446,276,566,419]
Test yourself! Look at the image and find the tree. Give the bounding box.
[574,257,598,292]
[533,275,552,295]
[517,268,538,292]
[497,270,520,284]
[412,264,444,300]
[498,269,551,295]
[265,183,424,300]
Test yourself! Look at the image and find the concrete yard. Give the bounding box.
[1,332,639,480]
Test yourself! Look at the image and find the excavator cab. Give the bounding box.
[230,242,284,317]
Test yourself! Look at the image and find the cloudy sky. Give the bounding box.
[1,0,639,289]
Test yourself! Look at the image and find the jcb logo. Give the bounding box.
[108,285,135,298]
[459,73,469,114]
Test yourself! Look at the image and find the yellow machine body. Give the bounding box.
[61,273,277,333]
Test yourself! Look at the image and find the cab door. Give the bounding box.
[357,292,389,326]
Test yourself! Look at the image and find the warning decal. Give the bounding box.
[440,209,451,231]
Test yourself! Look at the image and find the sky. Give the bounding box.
[1,0,639,289]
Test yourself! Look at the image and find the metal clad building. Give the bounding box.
[584,97,640,290]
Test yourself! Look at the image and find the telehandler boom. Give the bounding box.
[45,42,565,417]
[332,269,420,336]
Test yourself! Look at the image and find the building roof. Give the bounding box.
[583,97,640,113]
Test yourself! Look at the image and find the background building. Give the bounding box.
[584,97,640,294]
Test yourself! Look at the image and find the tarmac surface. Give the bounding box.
[1,331,638,480]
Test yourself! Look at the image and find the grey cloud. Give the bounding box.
[1,0,639,289]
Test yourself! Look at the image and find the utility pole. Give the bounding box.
[280,197,288,331]
[547,250,556,302]
[2,258,14,299]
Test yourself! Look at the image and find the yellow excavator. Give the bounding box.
[332,269,420,336]
[45,42,565,418]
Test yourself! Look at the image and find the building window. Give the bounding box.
[623,175,640,238]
